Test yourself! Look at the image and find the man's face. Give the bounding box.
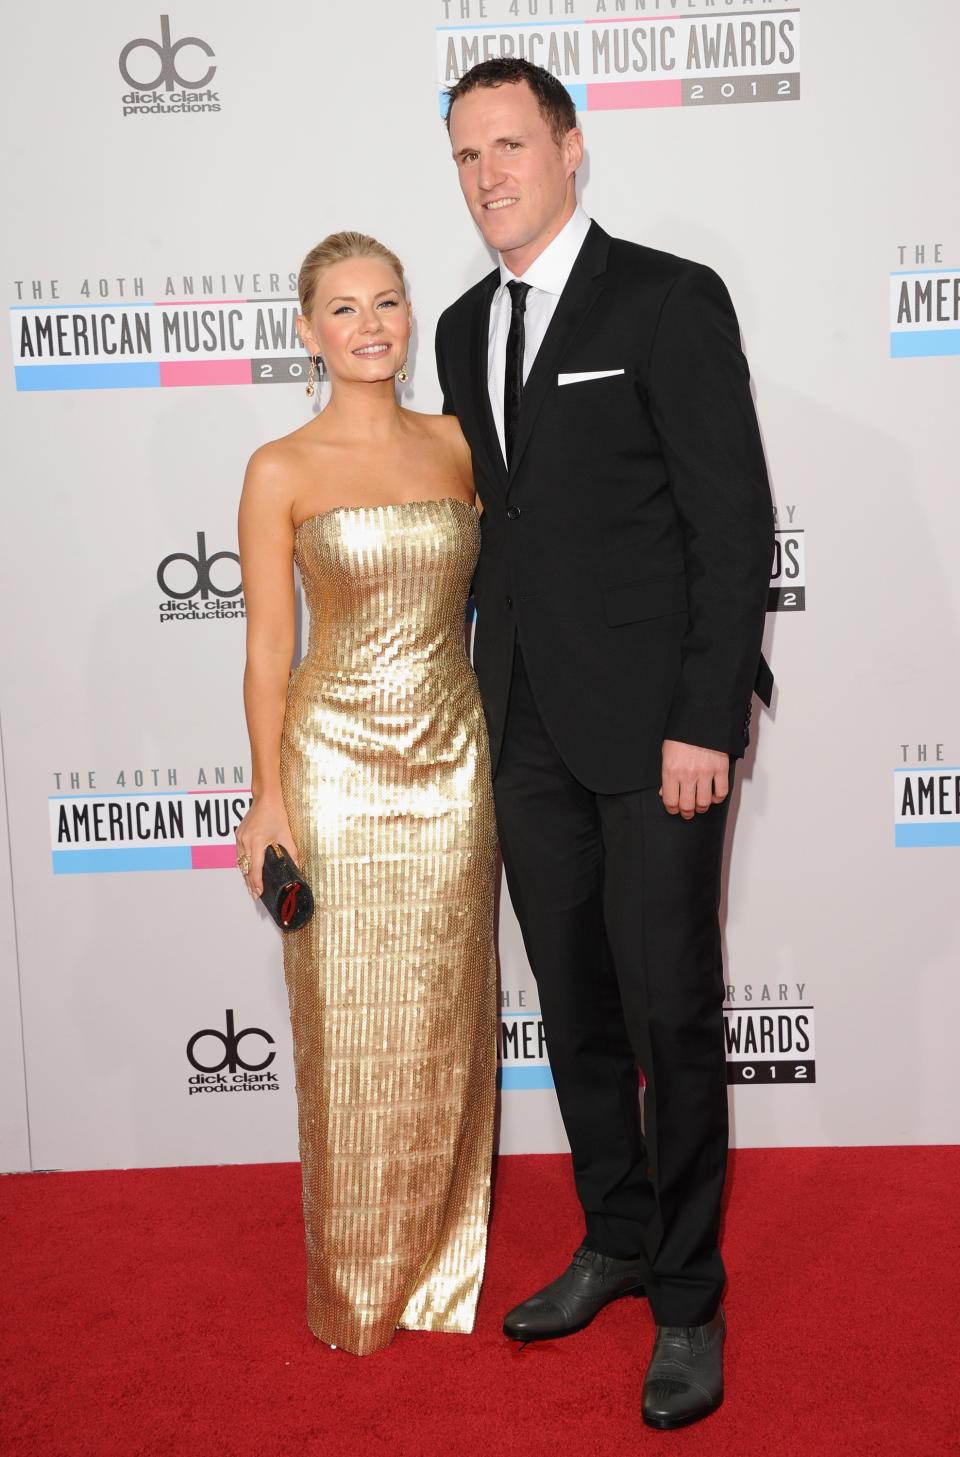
[448,81,583,272]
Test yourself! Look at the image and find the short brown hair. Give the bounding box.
[298,231,406,317]
[444,58,577,146]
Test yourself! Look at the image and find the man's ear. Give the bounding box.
[565,127,584,178]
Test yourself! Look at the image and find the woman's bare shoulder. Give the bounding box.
[409,409,470,455]
[248,419,318,468]
[413,408,464,433]
[245,420,326,486]
[242,427,323,528]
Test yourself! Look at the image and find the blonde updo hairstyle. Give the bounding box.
[298,230,408,319]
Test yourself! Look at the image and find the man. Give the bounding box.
[436,58,773,1430]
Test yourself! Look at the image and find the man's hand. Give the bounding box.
[660,740,730,820]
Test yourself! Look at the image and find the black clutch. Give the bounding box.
[259,842,314,931]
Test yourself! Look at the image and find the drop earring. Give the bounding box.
[306,356,325,397]
[397,361,409,384]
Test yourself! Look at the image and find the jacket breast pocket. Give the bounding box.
[603,573,688,627]
[553,370,634,453]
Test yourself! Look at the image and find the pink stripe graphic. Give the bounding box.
[160,359,253,387]
[587,80,682,110]
[191,844,238,870]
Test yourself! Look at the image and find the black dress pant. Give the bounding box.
[493,646,731,1327]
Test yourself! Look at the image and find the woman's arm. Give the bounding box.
[235,445,299,898]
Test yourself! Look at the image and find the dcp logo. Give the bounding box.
[157,532,241,600]
[186,1009,275,1074]
[119,14,216,92]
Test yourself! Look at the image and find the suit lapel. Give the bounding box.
[508,222,611,488]
[468,269,507,489]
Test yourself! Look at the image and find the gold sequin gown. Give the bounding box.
[279,496,498,1357]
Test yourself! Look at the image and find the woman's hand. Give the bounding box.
[235,795,299,900]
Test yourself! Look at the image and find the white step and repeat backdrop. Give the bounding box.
[1,1,958,1173]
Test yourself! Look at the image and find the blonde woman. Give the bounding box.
[235,233,497,1356]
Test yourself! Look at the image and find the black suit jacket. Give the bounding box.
[436,220,774,794]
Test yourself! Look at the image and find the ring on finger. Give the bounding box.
[237,853,251,875]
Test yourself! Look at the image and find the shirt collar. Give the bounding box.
[495,205,591,302]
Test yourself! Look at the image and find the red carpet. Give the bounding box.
[2,1149,959,1457]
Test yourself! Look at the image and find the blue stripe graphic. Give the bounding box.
[890,330,960,358]
[498,1066,555,1090]
[437,19,579,27]
[10,302,158,310]
[894,824,960,849]
[52,846,192,874]
[49,791,184,800]
[16,362,161,391]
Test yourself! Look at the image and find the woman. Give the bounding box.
[235,232,497,1356]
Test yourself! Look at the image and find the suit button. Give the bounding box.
[505,595,513,609]
[506,505,521,520]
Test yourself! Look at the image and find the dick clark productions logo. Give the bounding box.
[186,1009,279,1096]
[119,14,221,116]
[156,532,245,622]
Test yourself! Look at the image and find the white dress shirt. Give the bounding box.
[487,204,592,464]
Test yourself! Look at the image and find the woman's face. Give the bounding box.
[298,256,410,387]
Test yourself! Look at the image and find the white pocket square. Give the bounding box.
[557,369,625,386]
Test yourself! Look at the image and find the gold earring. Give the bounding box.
[397,361,409,384]
[306,356,325,395]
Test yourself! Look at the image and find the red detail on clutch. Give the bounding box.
[280,884,302,927]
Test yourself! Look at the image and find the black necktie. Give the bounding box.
[504,280,531,468]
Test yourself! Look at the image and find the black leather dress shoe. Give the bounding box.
[641,1308,725,1430]
[502,1243,647,1341]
